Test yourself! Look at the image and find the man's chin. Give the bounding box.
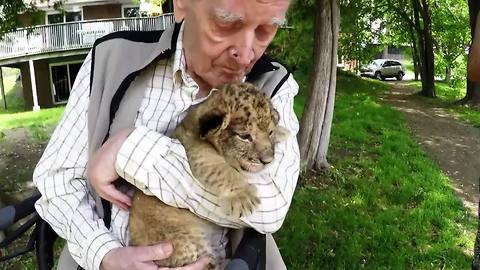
[209,79,239,89]
[202,71,246,89]
[221,74,245,84]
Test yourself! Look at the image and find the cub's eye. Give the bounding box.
[236,133,253,142]
[269,130,274,137]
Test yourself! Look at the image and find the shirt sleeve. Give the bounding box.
[115,75,300,233]
[33,52,123,270]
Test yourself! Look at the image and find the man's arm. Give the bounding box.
[114,75,300,233]
[34,52,209,270]
[469,11,480,82]
[33,52,123,270]
[240,75,300,232]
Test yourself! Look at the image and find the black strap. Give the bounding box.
[271,71,291,98]
[101,198,112,229]
[36,220,58,270]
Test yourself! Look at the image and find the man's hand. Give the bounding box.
[101,243,210,270]
[87,128,135,210]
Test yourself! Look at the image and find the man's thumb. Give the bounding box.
[137,242,174,261]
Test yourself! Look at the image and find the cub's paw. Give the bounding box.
[219,184,260,218]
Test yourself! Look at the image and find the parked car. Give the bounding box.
[360,59,405,81]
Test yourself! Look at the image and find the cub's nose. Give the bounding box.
[260,149,274,164]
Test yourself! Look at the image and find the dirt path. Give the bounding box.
[379,82,479,217]
[0,128,46,207]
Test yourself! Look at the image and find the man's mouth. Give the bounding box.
[222,67,245,76]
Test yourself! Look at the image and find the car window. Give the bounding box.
[383,61,392,67]
[392,61,401,66]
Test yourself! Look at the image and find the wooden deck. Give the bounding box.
[0,13,175,61]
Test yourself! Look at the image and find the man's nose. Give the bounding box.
[230,46,254,66]
[230,32,255,66]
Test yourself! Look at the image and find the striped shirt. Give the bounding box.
[33,25,300,270]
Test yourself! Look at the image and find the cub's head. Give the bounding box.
[198,83,289,172]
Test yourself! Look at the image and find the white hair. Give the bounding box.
[214,7,286,26]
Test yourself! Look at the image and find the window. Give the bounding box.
[383,61,395,67]
[50,62,83,104]
[123,7,140,18]
[47,11,82,24]
[47,14,63,24]
[65,11,82,22]
[122,5,148,18]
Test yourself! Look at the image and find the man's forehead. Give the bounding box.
[210,0,289,24]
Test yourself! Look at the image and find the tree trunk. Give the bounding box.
[298,0,339,171]
[382,47,389,59]
[412,45,421,81]
[418,0,436,97]
[445,66,451,83]
[409,24,421,81]
[463,0,480,106]
[462,81,480,107]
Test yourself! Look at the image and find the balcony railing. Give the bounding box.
[0,13,175,60]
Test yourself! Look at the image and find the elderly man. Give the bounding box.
[33,0,300,269]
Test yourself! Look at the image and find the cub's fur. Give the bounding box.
[129,83,289,269]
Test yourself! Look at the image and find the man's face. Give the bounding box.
[177,0,290,89]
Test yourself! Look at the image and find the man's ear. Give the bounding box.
[198,110,229,139]
[173,0,187,22]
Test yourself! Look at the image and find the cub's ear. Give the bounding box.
[273,126,290,143]
[198,110,229,139]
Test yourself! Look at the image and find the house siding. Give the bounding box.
[16,54,87,109]
[18,12,46,27]
[3,2,173,110]
[18,60,51,109]
[83,4,122,20]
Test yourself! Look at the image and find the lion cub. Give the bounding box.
[129,83,289,269]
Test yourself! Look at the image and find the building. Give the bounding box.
[0,0,174,111]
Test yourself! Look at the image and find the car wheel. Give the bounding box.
[396,72,404,81]
[375,72,384,81]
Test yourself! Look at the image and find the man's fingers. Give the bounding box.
[158,256,210,270]
[137,243,174,261]
[112,199,130,210]
[181,256,210,269]
[103,185,132,207]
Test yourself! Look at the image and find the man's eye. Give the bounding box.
[215,20,238,33]
[256,25,277,42]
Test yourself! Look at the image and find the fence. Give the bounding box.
[0,13,175,60]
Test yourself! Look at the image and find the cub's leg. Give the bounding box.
[175,134,259,218]
[129,190,222,269]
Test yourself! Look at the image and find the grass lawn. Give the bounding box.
[0,107,64,139]
[276,73,476,269]
[0,67,64,139]
[0,67,25,113]
[407,80,480,128]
